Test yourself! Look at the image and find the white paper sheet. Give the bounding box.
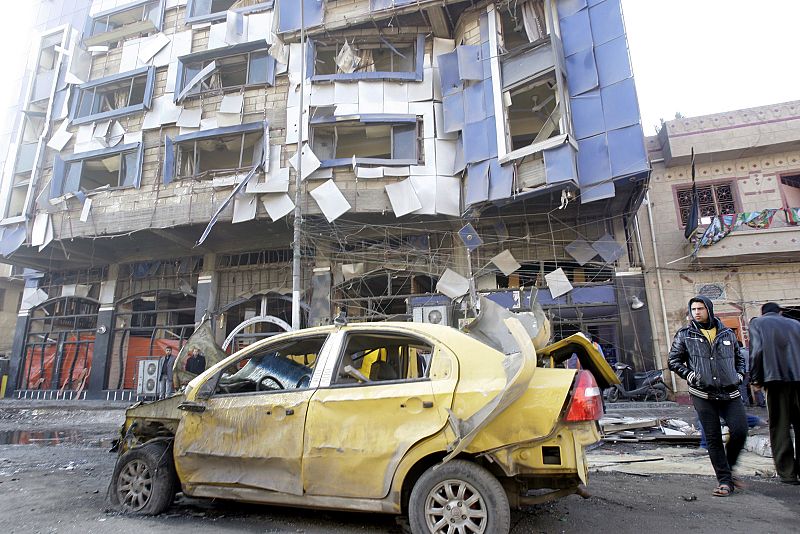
[436,268,469,299]
[545,268,573,298]
[491,250,521,276]
[232,193,258,223]
[385,178,422,217]
[310,179,351,222]
[261,193,295,221]
[176,108,203,128]
[288,144,321,180]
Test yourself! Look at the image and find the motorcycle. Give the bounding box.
[605,362,668,402]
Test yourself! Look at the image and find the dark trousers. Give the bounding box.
[692,395,748,486]
[765,382,800,482]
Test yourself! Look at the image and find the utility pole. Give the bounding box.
[291,1,306,330]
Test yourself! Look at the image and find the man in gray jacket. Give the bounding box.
[750,302,800,485]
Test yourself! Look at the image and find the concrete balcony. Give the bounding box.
[695,224,800,264]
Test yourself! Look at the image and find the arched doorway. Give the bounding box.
[19,297,99,392]
[109,289,196,390]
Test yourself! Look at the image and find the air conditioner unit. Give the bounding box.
[413,305,450,326]
[137,359,160,396]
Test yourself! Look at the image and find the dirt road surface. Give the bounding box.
[1,402,798,534]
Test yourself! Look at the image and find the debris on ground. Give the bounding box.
[600,416,701,444]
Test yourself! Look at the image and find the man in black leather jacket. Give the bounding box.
[749,302,800,485]
[668,295,748,496]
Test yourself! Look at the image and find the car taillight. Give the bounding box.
[565,370,604,422]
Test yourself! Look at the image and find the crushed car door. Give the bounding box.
[173,334,329,495]
[302,329,456,499]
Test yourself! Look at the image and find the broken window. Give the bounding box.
[186,0,274,24]
[332,332,432,386]
[212,335,326,395]
[780,174,800,209]
[332,270,435,322]
[506,75,561,150]
[310,118,422,167]
[311,34,424,81]
[177,42,276,100]
[169,122,265,181]
[498,0,548,53]
[52,143,143,196]
[85,0,164,47]
[71,67,155,125]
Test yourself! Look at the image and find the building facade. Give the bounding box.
[639,100,800,393]
[0,0,650,400]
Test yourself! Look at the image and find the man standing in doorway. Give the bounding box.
[749,302,800,485]
[668,296,748,497]
[157,346,176,399]
[185,348,206,376]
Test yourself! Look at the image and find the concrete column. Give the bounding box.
[5,312,30,396]
[85,264,118,399]
[195,253,218,324]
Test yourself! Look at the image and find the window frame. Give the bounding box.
[327,331,434,389]
[51,142,144,198]
[311,34,425,82]
[166,121,266,183]
[310,114,423,168]
[185,0,274,25]
[69,67,156,126]
[175,41,276,102]
[84,0,165,47]
[674,179,739,227]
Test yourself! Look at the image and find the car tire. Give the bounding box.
[109,441,177,515]
[607,387,620,403]
[408,459,510,534]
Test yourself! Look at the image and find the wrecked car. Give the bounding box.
[109,317,616,533]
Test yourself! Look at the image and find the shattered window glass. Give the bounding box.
[86,0,162,46]
[313,39,417,77]
[214,335,328,395]
[64,148,140,192]
[75,72,149,120]
[176,131,262,179]
[311,120,421,164]
[181,48,273,97]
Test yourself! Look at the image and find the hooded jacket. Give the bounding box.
[749,312,800,384]
[668,296,745,400]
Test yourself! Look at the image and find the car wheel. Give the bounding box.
[607,387,620,403]
[408,460,510,534]
[109,441,177,515]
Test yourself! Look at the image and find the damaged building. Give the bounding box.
[0,0,651,400]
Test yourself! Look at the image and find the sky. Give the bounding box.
[622,0,800,135]
[0,2,799,138]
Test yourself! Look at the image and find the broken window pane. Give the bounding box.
[61,147,141,192]
[181,47,274,97]
[73,69,153,123]
[188,0,273,22]
[86,0,162,47]
[311,119,421,165]
[313,38,419,78]
[176,131,262,179]
[506,75,560,150]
